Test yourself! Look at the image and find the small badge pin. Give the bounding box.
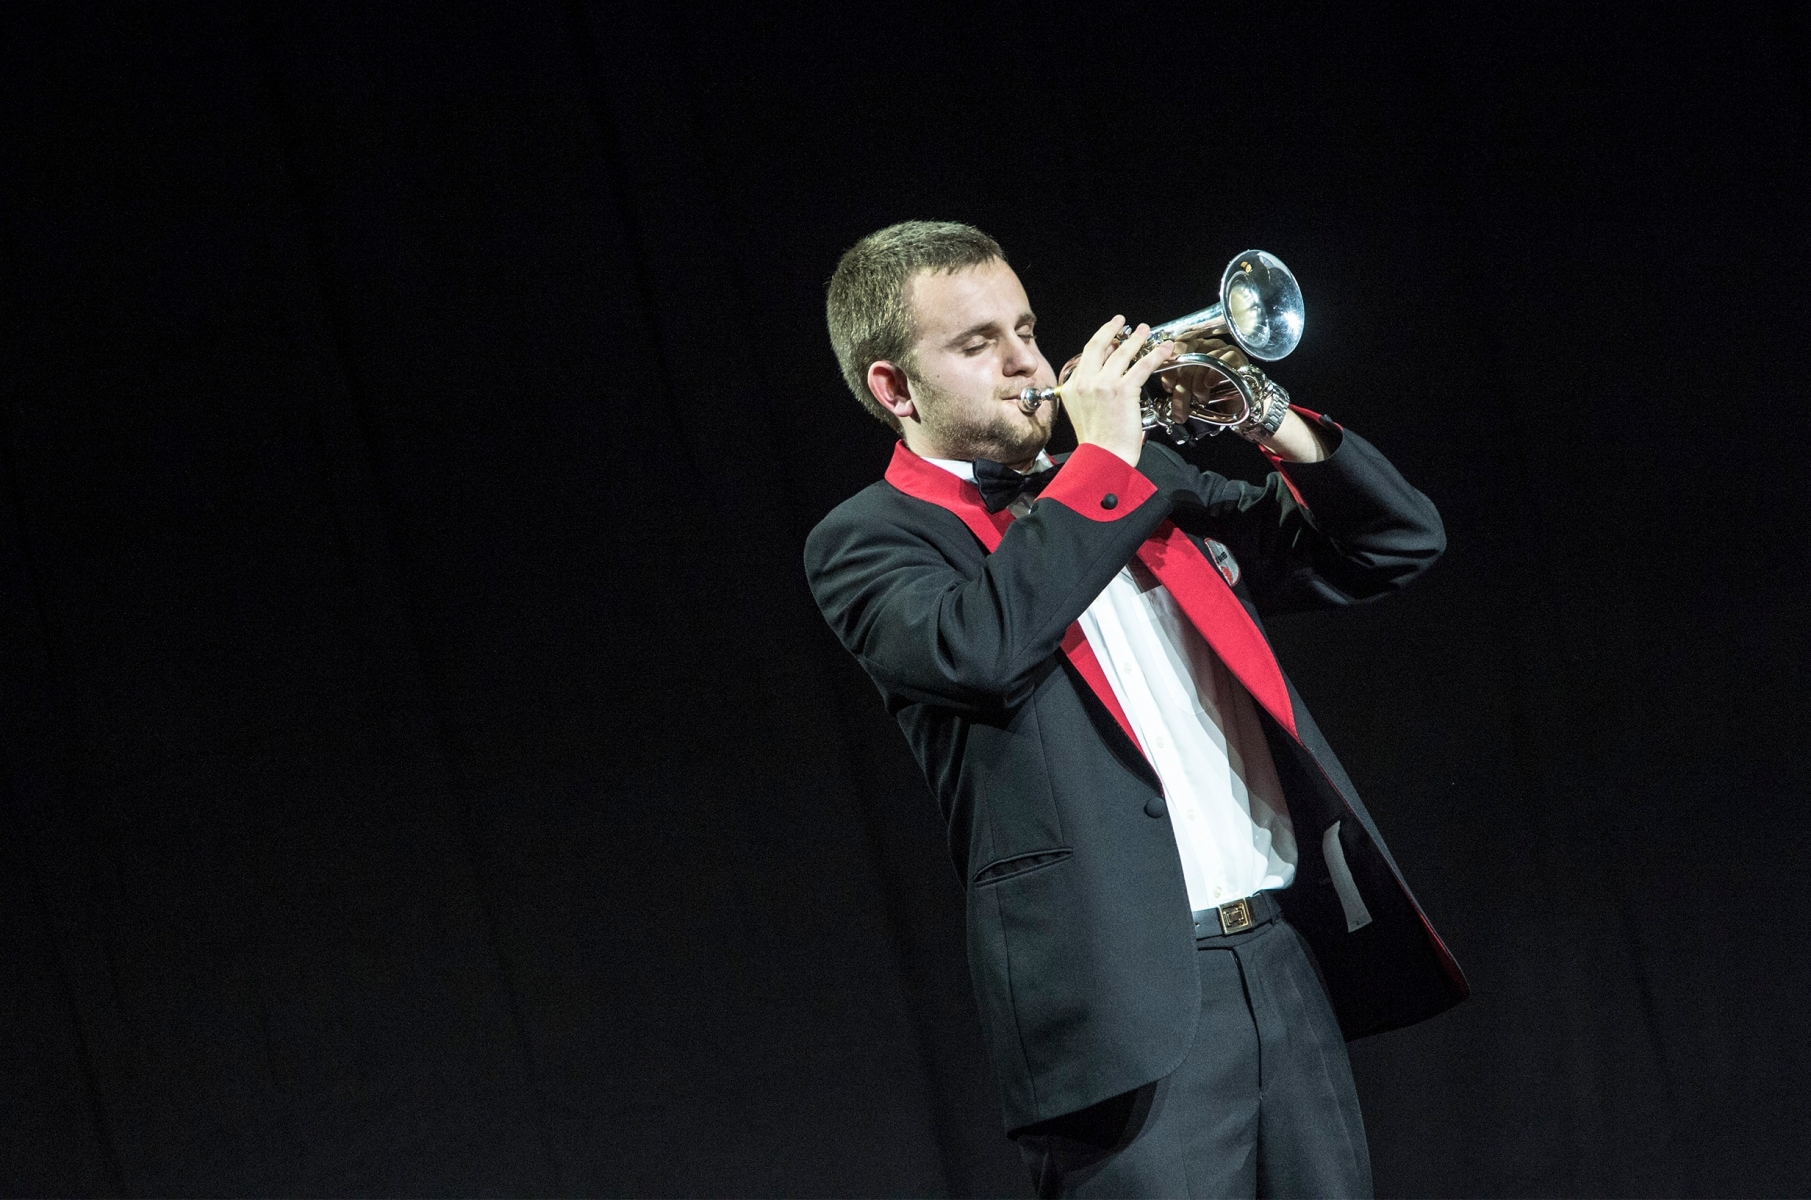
[1205,538,1241,587]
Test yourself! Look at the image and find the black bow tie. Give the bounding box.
[973,458,1058,514]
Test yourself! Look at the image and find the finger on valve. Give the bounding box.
[1105,323,1154,376]
[1082,315,1127,367]
[1127,338,1176,388]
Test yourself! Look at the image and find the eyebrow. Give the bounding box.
[945,311,1037,346]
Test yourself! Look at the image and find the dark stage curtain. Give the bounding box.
[1,3,1806,1195]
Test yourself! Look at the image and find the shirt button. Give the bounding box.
[1100,493,1118,510]
[1186,809,1197,821]
[1213,886,1223,898]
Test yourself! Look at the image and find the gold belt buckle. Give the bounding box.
[1218,897,1253,935]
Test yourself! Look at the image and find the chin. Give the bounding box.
[998,425,1051,464]
[925,399,1049,464]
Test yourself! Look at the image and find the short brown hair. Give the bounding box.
[826,221,1004,431]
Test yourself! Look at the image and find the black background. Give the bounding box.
[2,2,1807,1196]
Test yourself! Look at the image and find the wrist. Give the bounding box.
[1230,367,1291,444]
[1069,415,1145,467]
[1077,437,1144,467]
[1258,409,1331,463]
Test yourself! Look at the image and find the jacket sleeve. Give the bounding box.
[804,445,1173,712]
[1142,417,1446,615]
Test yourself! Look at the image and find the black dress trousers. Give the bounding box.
[1014,913,1372,1199]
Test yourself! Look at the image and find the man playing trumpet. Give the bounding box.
[805,221,1465,1198]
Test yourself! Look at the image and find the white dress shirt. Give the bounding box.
[927,454,1298,912]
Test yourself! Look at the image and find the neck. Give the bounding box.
[901,430,1043,475]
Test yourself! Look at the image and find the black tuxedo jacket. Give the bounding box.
[804,415,1467,1133]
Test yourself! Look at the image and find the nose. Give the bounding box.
[1001,338,1037,379]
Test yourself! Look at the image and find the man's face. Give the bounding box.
[899,259,1057,466]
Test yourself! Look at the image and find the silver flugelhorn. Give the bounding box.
[1019,250,1304,435]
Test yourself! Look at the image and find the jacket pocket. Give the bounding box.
[971,847,1073,887]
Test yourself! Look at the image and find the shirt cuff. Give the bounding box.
[1042,443,1158,521]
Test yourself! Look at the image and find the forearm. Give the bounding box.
[1256,407,1332,463]
[1139,428,1442,610]
[1260,424,1444,602]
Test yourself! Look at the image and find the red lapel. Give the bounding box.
[884,444,1142,752]
[1134,523,1298,739]
[882,441,1012,549]
[882,440,1299,749]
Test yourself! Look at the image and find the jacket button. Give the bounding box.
[1100,493,1118,510]
[1144,795,1166,818]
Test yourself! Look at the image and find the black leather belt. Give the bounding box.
[1193,890,1283,939]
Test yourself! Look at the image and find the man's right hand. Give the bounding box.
[1059,316,1175,467]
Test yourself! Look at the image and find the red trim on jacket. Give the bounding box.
[882,443,1011,548]
[885,443,1143,751]
[1134,522,1298,739]
[1061,625,1144,755]
[883,440,1298,743]
[1038,443,1157,520]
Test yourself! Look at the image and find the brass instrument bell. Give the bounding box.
[1019,250,1305,435]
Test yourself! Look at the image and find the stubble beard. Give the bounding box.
[910,373,1050,467]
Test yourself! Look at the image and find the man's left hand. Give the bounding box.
[1165,336,1330,463]
[1163,336,1250,428]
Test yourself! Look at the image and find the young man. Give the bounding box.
[804,221,1466,1198]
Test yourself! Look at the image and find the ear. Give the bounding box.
[867,360,918,423]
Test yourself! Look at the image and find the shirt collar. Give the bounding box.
[922,450,1053,482]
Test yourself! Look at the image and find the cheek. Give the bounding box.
[923,350,981,384]
[944,357,999,394]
